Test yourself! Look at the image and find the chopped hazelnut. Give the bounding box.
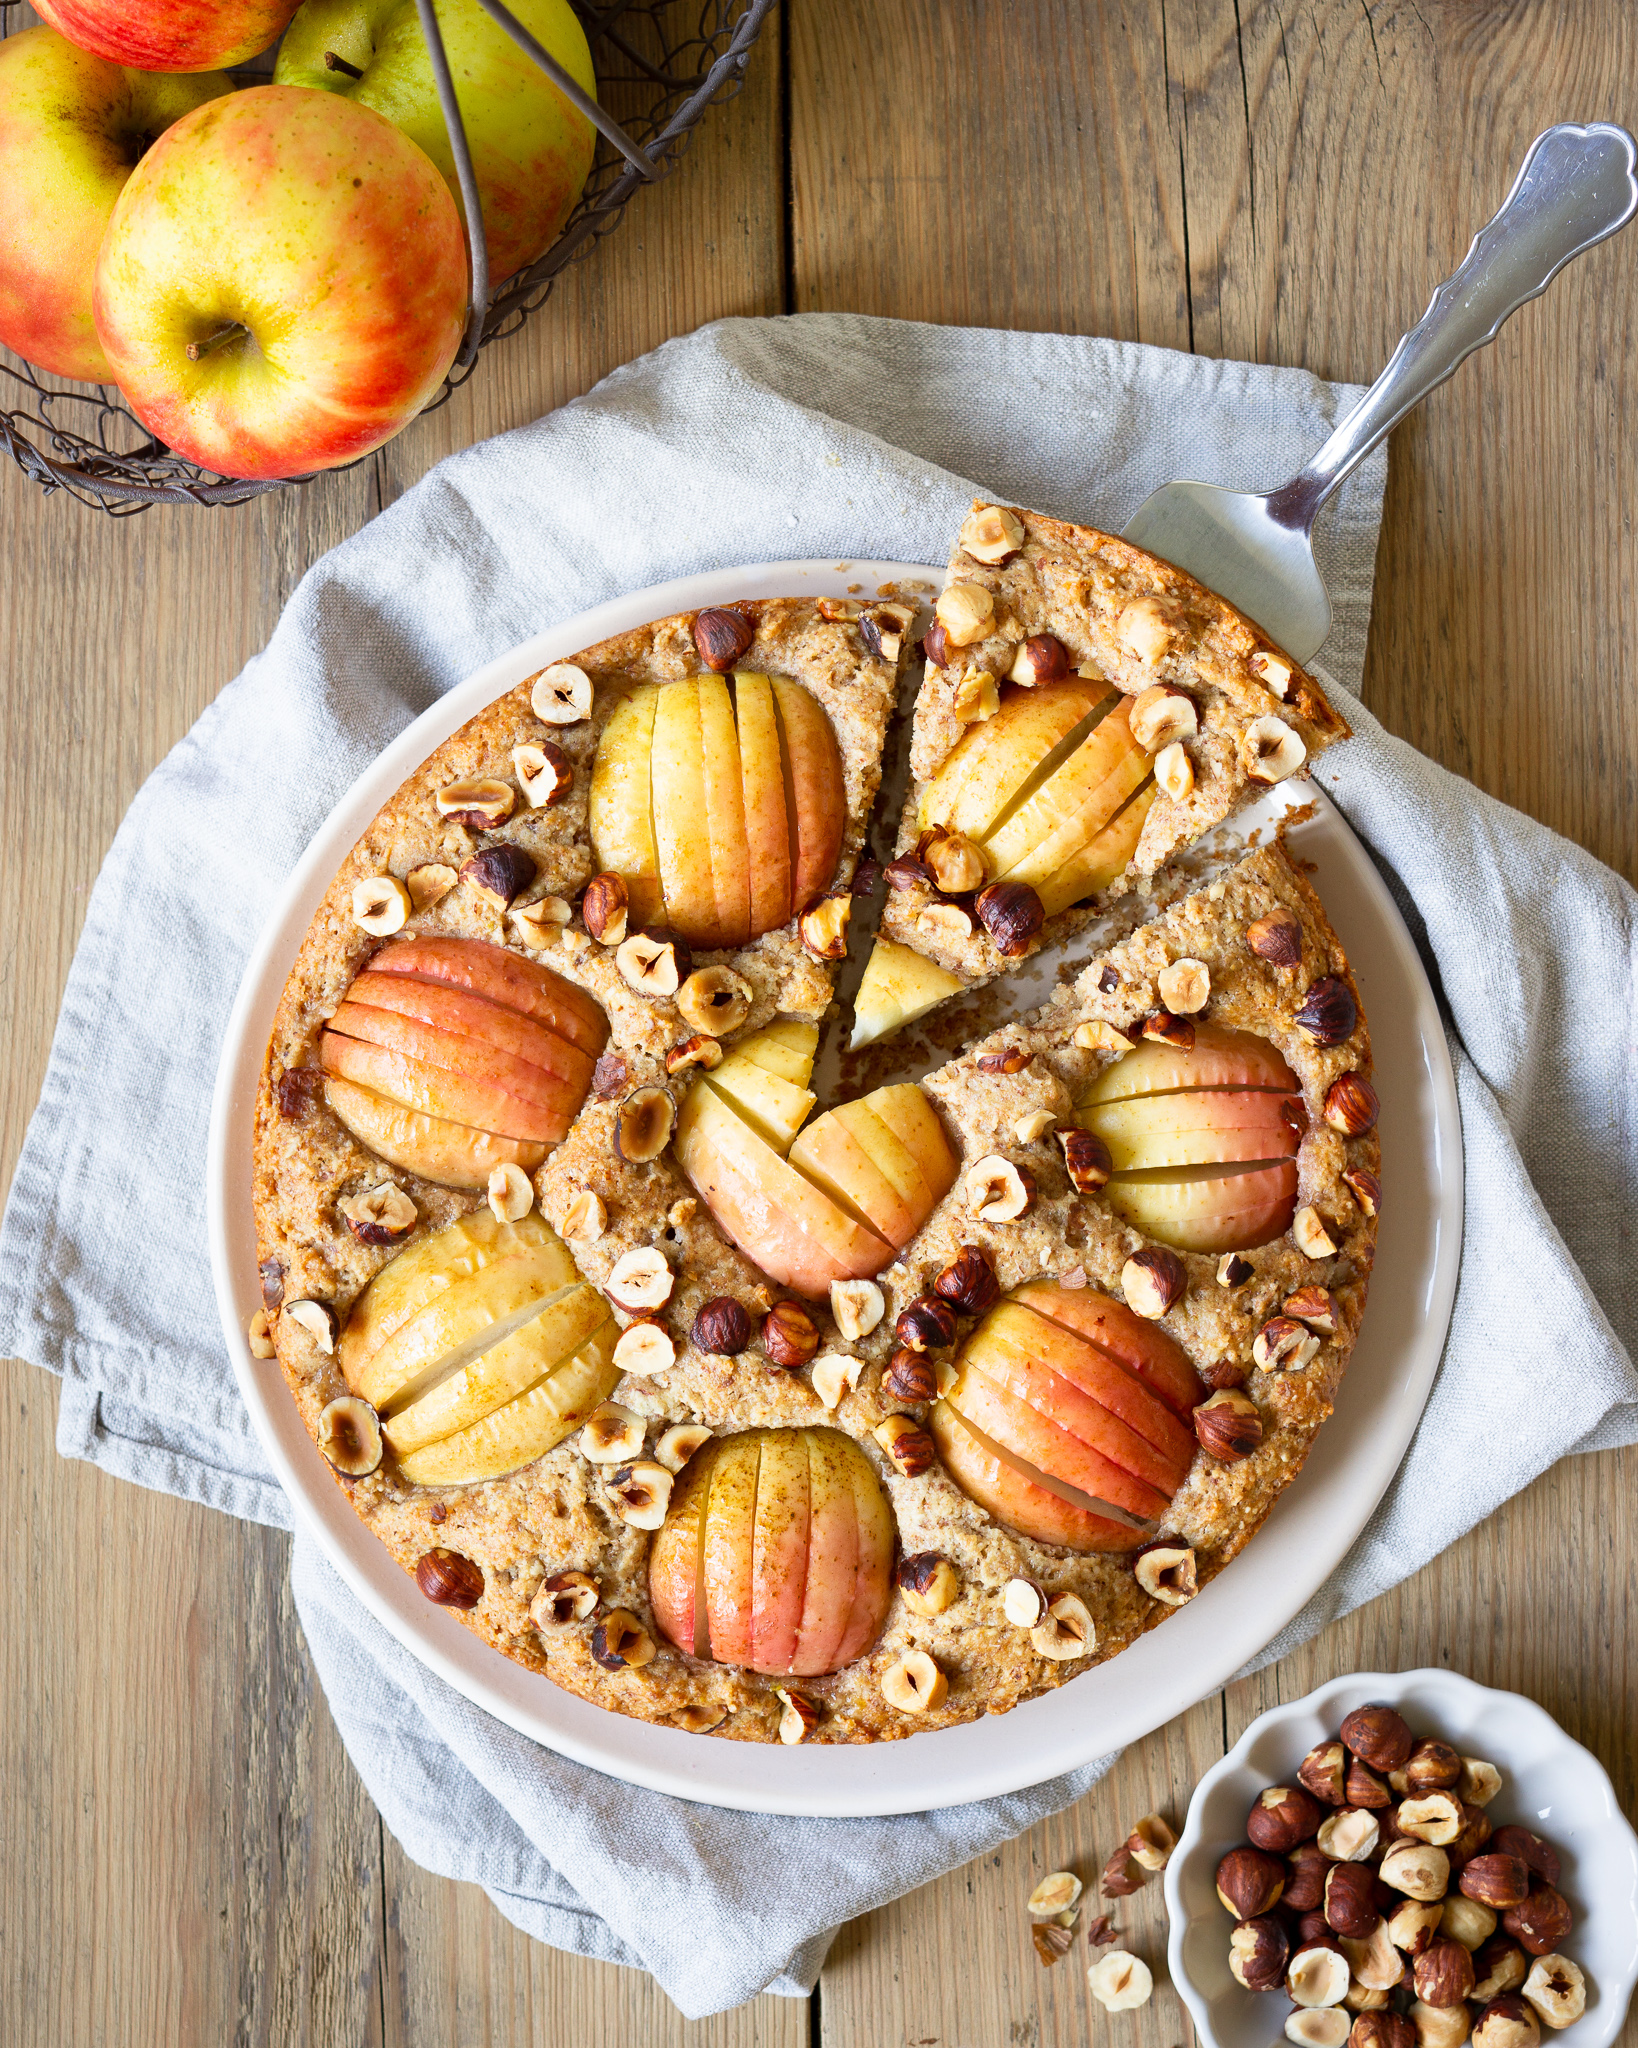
[512,742,571,808]
[775,1688,819,1744]
[530,1570,599,1628]
[1122,1247,1185,1319]
[339,1182,417,1245]
[655,1422,710,1472]
[1130,682,1198,751]
[529,662,593,724]
[959,502,1025,563]
[1072,1019,1133,1052]
[1115,595,1173,665]
[580,1402,645,1464]
[1009,633,1071,686]
[1157,957,1210,1013]
[580,873,629,946]
[879,1648,948,1712]
[1294,1206,1340,1259]
[1244,713,1307,783]
[935,581,996,647]
[405,862,458,911]
[283,1298,337,1353]
[589,1609,655,1669]
[896,1552,961,1616]
[1087,1949,1153,2010]
[674,964,752,1036]
[798,893,851,959]
[614,1086,675,1164]
[965,1154,1035,1221]
[247,1308,276,1358]
[1251,648,1295,698]
[315,1395,382,1476]
[810,1351,862,1409]
[1134,1541,1196,1605]
[616,929,690,998]
[436,776,516,827]
[829,1278,884,1341]
[486,1161,533,1223]
[1155,740,1195,801]
[351,874,411,936]
[557,1189,607,1243]
[952,667,1000,722]
[612,1320,675,1378]
[605,1247,674,1312]
[607,1459,672,1530]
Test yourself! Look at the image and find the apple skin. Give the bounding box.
[93,85,467,480]
[34,0,299,70]
[275,0,596,284]
[0,29,232,381]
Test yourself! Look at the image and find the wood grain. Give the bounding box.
[4,1,1637,2044]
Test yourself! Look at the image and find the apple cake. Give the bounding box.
[252,540,1379,1748]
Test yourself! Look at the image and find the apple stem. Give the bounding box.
[186,324,248,363]
[323,49,366,78]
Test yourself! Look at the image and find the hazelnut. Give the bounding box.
[1459,1856,1531,1911]
[1073,1019,1133,1052]
[1057,1127,1113,1193]
[590,1609,655,1669]
[1247,907,1304,967]
[283,1298,337,1354]
[1122,1247,1186,1320]
[885,851,931,890]
[1193,1387,1263,1461]
[880,1648,947,1713]
[1409,2002,1471,2048]
[1472,1938,1529,2001]
[666,1033,722,1076]
[896,1551,960,1616]
[247,1308,276,1358]
[1126,1813,1175,1871]
[1288,1943,1352,2008]
[1030,1921,1074,1967]
[486,1161,533,1223]
[1010,633,1071,686]
[1488,1828,1560,1888]
[1325,1071,1381,1136]
[1157,957,1211,1013]
[919,901,975,944]
[1521,1955,1586,2029]
[1087,1949,1153,2011]
[1014,1107,1056,1143]
[580,1402,646,1464]
[975,879,1045,956]
[1251,648,1296,698]
[315,1395,382,1477]
[1027,1869,1082,1918]
[654,1422,710,1473]
[1344,1166,1383,1218]
[1325,1861,1385,1938]
[775,1688,819,1745]
[799,893,852,958]
[1130,683,1199,751]
[1254,1315,1321,1371]
[405,861,458,911]
[1155,740,1195,802]
[671,969,748,1035]
[1002,1576,1048,1628]
[1295,975,1359,1047]
[557,1188,607,1243]
[436,776,516,828]
[960,502,1025,563]
[1284,1286,1339,1334]
[965,1155,1035,1221]
[616,928,691,998]
[339,1182,417,1245]
[859,602,912,663]
[1286,1842,1332,1913]
[934,581,995,646]
[1141,1009,1195,1048]
[607,1458,673,1530]
[511,894,572,949]
[605,1247,673,1312]
[511,744,572,808]
[1398,1793,1464,1846]
[830,1277,885,1341]
[1379,1841,1450,1901]
[530,1570,599,1627]
[692,607,755,671]
[1352,2018,1416,2048]
[1243,714,1307,782]
[1345,1757,1391,1809]
[415,1548,484,1608]
[934,1245,1000,1313]
[614,1085,676,1164]
[1217,1252,1255,1289]
[1500,1889,1572,1956]
[1319,1809,1382,1863]
[592,1052,630,1098]
[1030,1591,1094,1660]
[1299,1739,1349,1805]
[1342,1919,1408,1992]
[762,1299,819,1367]
[1230,1915,1292,1990]
[895,1294,958,1352]
[810,1352,863,1409]
[351,874,411,936]
[1440,1897,1497,1951]
[1473,1995,1540,2048]
[922,827,987,894]
[581,873,629,946]
[1288,2014,1352,2048]
[884,1347,938,1402]
[691,1296,752,1355]
[1293,1206,1340,1259]
[874,1413,937,1476]
[952,668,1000,722]
[1249,1784,1325,1854]
[1414,1937,1476,2008]
[921,622,950,668]
[1388,1898,1446,1957]
[1099,1845,1145,1896]
[1116,596,1173,664]
[612,1320,675,1378]
[460,843,536,908]
[1458,1758,1504,1807]
[1133,1540,1195,1604]
[527,662,593,724]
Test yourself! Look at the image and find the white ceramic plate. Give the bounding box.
[207,558,1463,1818]
[1165,1668,1638,2048]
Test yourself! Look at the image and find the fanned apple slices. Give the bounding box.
[589,672,846,948]
[672,1022,959,1297]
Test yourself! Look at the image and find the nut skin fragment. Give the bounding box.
[340,1182,418,1245]
[581,873,629,946]
[592,1052,629,1099]
[530,1570,599,1628]
[1141,1009,1195,1048]
[614,1086,676,1165]
[896,1551,961,1616]
[1248,907,1304,967]
[965,1155,1035,1222]
[1100,1845,1145,1896]
[512,742,572,808]
[1087,1949,1153,2011]
[1010,633,1070,686]
[1130,683,1199,751]
[675,964,752,1036]
[616,929,691,999]
[959,502,1025,563]
[1520,1956,1585,2029]
[415,1548,484,1609]
[436,776,516,828]
[1194,1388,1263,1460]
[691,1296,752,1355]
[605,1247,674,1312]
[352,874,411,936]
[1030,1922,1074,1966]
[762,1299,819,1368]
[880,1649,947,1713]
[1122,1247,1185,1319]
[975,879,1044,956]
[590,1609,655,1669]
[798,893,851,959]
[934,1245,999,1314]
[1231,1914,1292,1990]
[1248,1784,1325,1854]
[1058,1127,1112,1192]
[1030,1591,1095,1660]
[316,1395,383,1477]
[691,608,756,671]
[1296,975,1359,1047]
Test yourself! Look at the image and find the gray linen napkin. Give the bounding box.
[3,315,1635,2016]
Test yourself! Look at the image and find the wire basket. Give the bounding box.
[0,0,775,512]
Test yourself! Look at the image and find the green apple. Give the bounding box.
[276,0,596,284]
[0,28,232,382]
[93,85,468,479]
[32,0,299,71]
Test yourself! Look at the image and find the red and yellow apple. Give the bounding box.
[849,936,965,1048]
[1075,1024,1302,1253]
[0,29,233,382]
[672,1024,958,1298]
[321,934,607,1189]
[589,674,847,947]
[93,85,467,479]
[34,0,298,70]
[916,679,1157,916]
[275,0,596,286]
[930,1282,1204,1551]
[339,1208,617,1485]
[649,1426,894,1675]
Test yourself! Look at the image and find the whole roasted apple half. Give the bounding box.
[916,678,1156,917]
[931,1282,1204,1550]
[672,1023,958,1297]
[341,1210,617,1487]
[320,936,608,1190]
[589,672,846,948]
[1074,1023,1302,1253]
[649,1426,893,1675]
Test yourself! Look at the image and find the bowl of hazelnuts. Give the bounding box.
[1163,1670,1638,2048]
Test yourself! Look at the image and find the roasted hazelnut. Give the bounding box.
[654,1422,711,1473]
[1448,1803,1494,1868]
[921,621,951,668]
[1458,1758,1504,1807]
[1408,2001,1471,2048]
[1324,1861,1383,1938]
[1101,1845,1146,1896]
[1254,1315,1320,1372]
[975,879,1045,956]
[1087,1948,1153,2011]
[1398,1793,1463,1845]
[1002,1576,1048,1628]
[1343,1166,1382,1218]
[934,1245,999,1313]
[1500,1888,1571,1956]
[879,1648,947,1713]
[1487,1828,1561,1888]
[1293,1205,1340,1258]
[1126,1813,1174,1871]
[1157,957,1211,1014]
[283,1298,337,1353]
[1288,1942,1352,2008]
[665,1033,722,1076]
[935,580,995,646]
[1299,1740,1349,1805]
[859,603,912,663]
[608,1459,673,1530]
[1325,1072,1381,1136]
[1319,1809,1383,1863]
[351,873,411,935]
[1248,907,1304,967]
[675,963,752,1036]
[1010,632,1070,686]
[339,1182,417,1245]
[581,873,629,946]
[895,1551,960,1616]
[896,1294,958,1352]
[1339,1703,1413,1770]
[405,861,457,911]
[1133,1540,1196,1604]
[1123,1246,1186,1319]
[1472,1995,1540,2048]
[1289,2014,1352,2048]
[530,1569,599,1628]
[798,892,852,959]
[1230,1914,1292,1990]
[512,742,572,808]
[1440,1897,1498,1951]
[247,1309,276,1357]
[436,775,517,827]
[1520,1955,1585,2028]
[590,1609,656,1669]
[691,1296,751,1355]
[1058,1127,1113,1192]
[1352,2016,1417,2048]
[415,1548,484,1609]
[1248,1784,1324,1854]
[1297,1911,1334,1946]
[884,851,931,892]
[1193,1388,1263,1461]
[874,1412,937,1476]
[1380,1841,1450,1901]
[1216,1845,1287,1919]
[965,1155,1035,1221]
[592,1052,629,1098]
[615,928,691,998]
[1285,1841,1331,1913]
[1414,1937,1476,2008]
[1344,1756,1390,1809]
[1284,1285,1339,1334]
[1459,1856,1531,1911]
[1295,975,1359,1048]
[692,606,755,670]
[921,826,987,895]
[530,661,593,723]
[762,1298,819,1367]
[1130,683,1199,751]
[1471,1938,1529,2001]
[460,843,536,908]
[879,1348,935,1406]
[1026,1868,1082,1918]
[774,1687,819,1745]
[1243,713,1307,783]
[959,502,1025,563]
[1341,1919,1407,1993]
[1033,1587,1096,1656]
[1141,1009,1195,1048]
[316,1395,382,1477]
[1388,1898,1446,1957]
[1154,740,1194,802]
[604,1248,674,1313]
[830,1277,885,1341]
[615,1085,675,1163]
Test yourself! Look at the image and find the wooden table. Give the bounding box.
[3,3,1634,2042]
